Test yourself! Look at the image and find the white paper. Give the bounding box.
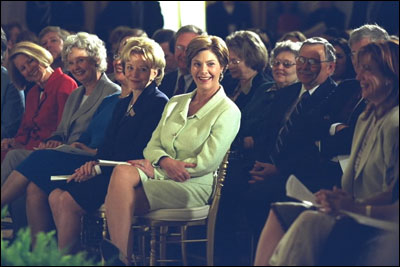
[285,175,398,232]
[286,175,317,206]
[97,159,130,167]
[50,175,70,181]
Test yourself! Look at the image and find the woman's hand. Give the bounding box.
[1,138,16,150]
[159,157,197,182]
[37,140,63,149]
[128,159,155,178]
[67,160,98,183]
[70,142,98,155]
[315,187,354,214]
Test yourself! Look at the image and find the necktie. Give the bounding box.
[270,91,311,163]
[175,75,186,95]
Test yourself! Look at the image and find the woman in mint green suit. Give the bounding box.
[105,35,241,264]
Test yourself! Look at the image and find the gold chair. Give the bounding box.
[135,151,230,266]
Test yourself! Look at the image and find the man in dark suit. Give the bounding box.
[241,37,338,242]
[215,37,337,265]
[321,24,390,158]
[158,25,205,98]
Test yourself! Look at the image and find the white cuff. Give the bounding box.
[329,123,343,136]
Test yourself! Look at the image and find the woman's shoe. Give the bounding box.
[100,239,126,266]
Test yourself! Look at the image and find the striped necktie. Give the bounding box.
[270,91,311,163]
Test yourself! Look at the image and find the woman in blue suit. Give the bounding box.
[105,35,241,264]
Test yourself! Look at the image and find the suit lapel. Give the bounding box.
[70,76,105,124]
[354,115,385,180]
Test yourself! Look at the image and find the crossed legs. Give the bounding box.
[105,165,150,264]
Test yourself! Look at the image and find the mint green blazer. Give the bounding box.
[141,87,241,210]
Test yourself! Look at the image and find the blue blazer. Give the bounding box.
[98,82,169,161]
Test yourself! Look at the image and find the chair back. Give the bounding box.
[206,150,230,265]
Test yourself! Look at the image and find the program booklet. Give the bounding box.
[50,175,70,181]
[97,159,131,167]
[285,175,397,232]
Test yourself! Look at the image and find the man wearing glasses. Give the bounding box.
[241,37,338,241]
[158,25,205,98]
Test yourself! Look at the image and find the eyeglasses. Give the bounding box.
[113,53,121,60]
[296,56,331,66]
[228,59,241,65]
[270,59,296,68]
[175,45,186,52]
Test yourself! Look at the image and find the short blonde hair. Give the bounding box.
[8,41,53,89]
[120,37,166,86]
[186,35,229,80]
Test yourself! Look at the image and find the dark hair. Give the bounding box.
[152,29,176,54]
[39,26,70,42]
[152,29,175,44]
[330,38,356,80]
[226,30,269,72]
[358,40,399,119]
[171,25,206,54]
[15,30,39,44]
[186,35,228,81]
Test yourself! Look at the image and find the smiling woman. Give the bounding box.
[1,41,76,159]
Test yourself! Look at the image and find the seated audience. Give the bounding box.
[1,32,119,230]
[216,39,301,265]
[1,37,168,251]
[1,27,24,140]
[254,40,399,266]
[104,35,241,265]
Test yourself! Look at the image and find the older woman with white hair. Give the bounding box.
[1,32,120,233]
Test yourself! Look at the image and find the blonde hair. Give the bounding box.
[120,36,166,86]
[8,41,53,89]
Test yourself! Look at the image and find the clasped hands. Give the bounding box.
[129,157,197,182]
[248,161,279,184]
[315,186,355,215]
